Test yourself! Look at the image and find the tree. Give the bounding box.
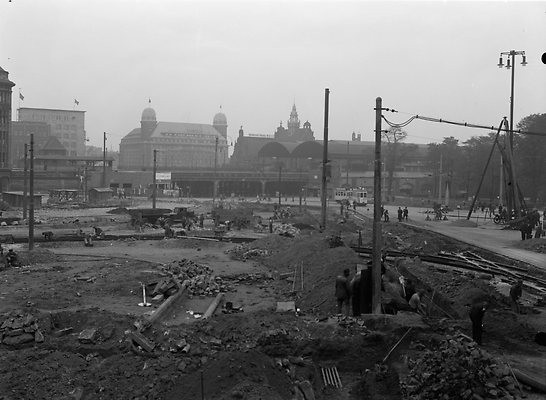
[514,114,546,205]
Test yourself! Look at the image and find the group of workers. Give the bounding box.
[334,258,425,317]
[336,261,526,347]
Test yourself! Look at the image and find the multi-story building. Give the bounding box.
[9,121,51,167]
[17,107,86,156]
[119,105,229,170]
[0,66,15,169]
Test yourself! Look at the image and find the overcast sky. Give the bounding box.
[1,1,545,151]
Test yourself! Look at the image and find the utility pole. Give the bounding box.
[438,153,443,204]
[23,144,28,220]
[84,166,88,202]
[29,134,35,251]
[346,141,350,186]
[212,137,218,205]
[372,97,383,315]
[102,132,107,187]
[320,88,330,230]
[277,164,282,205]
[152,149,157,209]
[498,50,526,217]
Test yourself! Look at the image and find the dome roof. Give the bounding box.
[213,112,227,125]
[141,107,157,121]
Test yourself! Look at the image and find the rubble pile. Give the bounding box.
[225,244,270,260]
[401,334,520,400]
[160,259,236,297]
[0,311,44,346]
[274,223,300,238]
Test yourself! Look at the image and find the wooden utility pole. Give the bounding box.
[152,149,157,209]
[320,88,330,230]
[437,153,443,204]
[372,97,382,314]
[29,134,35,251]
[212,136,218,205]
[278,164,282,205]
[23,144,28,220]
[102,132,107,187]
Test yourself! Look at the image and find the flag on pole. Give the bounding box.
[74,99,79,106]
[19,92,24,101]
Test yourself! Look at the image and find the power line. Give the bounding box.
[382,112,546,137]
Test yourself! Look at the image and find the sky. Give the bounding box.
[1,0,545,152]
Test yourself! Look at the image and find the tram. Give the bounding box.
[334,187,368,205]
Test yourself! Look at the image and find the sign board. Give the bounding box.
[156,172,171,182]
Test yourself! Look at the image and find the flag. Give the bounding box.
[19,92,24,101]
[74,99,79,106]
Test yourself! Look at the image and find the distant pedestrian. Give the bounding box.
[469,301,488,345]
[268,217,273,233]
[509,280,523,314]
[353,201,357,210]
[397,207,403,222]
[403,207,409,221]
[199,213,204,228]
[383,209,389,222]
[335,268,351,315]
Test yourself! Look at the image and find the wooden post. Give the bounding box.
[29,134,35,251]
[23,143,28,220]
[372,98,382,314]
[320,88,330,230]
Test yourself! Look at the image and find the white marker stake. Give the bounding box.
[138,283,151,307]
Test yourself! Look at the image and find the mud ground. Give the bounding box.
[0,200,544,400]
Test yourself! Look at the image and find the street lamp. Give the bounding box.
[497,50,527,151]
[497,50,526,217]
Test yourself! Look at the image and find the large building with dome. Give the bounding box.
[118,105,229,171]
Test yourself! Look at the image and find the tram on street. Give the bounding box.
[334,187,368,205]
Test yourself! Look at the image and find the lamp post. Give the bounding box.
[497,50,527,151]
[497,50,526,216]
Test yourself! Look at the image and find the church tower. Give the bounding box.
[213,108,228,139]
[287,103,300,135]
[140,101,157,138]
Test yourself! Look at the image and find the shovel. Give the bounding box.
[138,282,151,307]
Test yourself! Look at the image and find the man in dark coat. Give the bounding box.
[335,269,351,315]
[469,302,488,345]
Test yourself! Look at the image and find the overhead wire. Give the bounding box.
[381,111,546,137]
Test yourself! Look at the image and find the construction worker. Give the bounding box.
[409,289,425,314]
[469,301,488,345]
[335,268,351,315]
[509,280,523,314]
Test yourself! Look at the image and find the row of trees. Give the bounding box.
[382,113,546,206]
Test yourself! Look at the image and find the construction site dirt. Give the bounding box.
[0,200,545,400]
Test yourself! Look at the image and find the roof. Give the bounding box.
[2,191,44,197]
[34,155,115,161]
[90,187,114,193]
[151,121,224,140]
[41,136,67,152]
[18,107,85,113]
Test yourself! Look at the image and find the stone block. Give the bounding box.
[3,333,34,346]
[78,328,97,344]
